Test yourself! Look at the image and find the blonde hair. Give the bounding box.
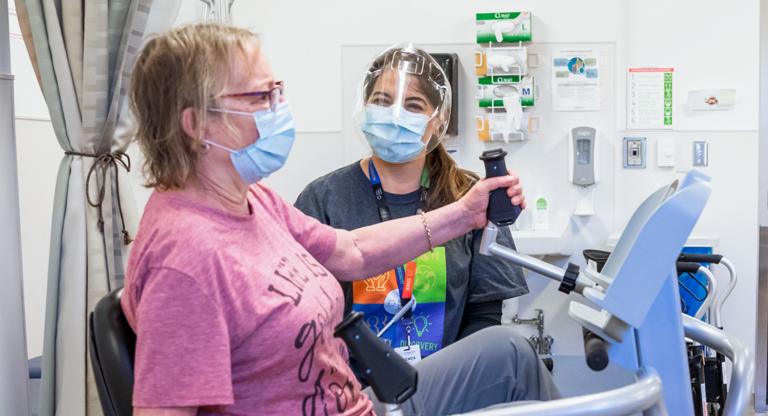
[130,23,259,190]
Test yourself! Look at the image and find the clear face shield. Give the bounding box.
[354,44,452,164]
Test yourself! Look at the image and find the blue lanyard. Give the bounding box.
[368,159,391,221]
[367,160,429,314]
[367,160,430,221]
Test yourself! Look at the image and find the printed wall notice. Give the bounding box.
[627,68,674,129]
[551,49,601,111]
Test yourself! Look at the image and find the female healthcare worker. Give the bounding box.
[295,45,530,364]
[124,24,558,416]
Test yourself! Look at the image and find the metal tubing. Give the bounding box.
[694,267,717,321]
[487,243,565,283]
[682,315,754,416]
[715,257,737,328]
[481,224,598,295]
[384,403,404,416]
[455,371,665,416]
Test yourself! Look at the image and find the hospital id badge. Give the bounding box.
[394,344,422,365]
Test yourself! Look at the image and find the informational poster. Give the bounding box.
[551,49,601,111]
[627,68,674,130]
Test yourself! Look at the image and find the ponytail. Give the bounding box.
[424,144,479,210]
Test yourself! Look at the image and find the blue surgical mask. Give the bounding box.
[361,104,430,164]
[205,101,296,184]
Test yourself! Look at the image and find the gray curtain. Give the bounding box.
[14,1,179,414]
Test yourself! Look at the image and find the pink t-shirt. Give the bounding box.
[122,184,373,416]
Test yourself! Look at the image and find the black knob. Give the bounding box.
[479,149,522,226]
[583,329,610,372]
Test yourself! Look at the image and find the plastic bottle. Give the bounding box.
[532,194,550,231]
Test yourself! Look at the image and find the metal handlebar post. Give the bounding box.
[480,224,599,295]
[480,224,565,282]
[682,315,754,416]
[384,403,404,416]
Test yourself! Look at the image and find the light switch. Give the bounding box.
[657,138,676,168]
[693,141,708,167]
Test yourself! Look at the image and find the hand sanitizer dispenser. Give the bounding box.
[568,127,598,216]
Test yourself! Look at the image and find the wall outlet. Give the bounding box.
[693,141,708,167]
[623,137,646,169]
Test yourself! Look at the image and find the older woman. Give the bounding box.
[124,23,558,416]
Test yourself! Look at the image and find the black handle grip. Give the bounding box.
[333,312,417,404]
[583,329,610,371]
[582,249,611,273]
[479,149,522,226]
[678,253,723,264]
[677,261,702,275]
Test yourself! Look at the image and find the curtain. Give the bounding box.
[14,1,180,414]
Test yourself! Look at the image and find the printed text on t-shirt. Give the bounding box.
[269,252,358,416]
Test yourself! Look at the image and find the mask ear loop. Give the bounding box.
[203,138,237,153]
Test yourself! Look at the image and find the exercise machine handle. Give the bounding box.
[678,253,723,264]
[480,149,522,226]
[333,312,417,404]
[583,328,610,371]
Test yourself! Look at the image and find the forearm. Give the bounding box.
[327,201,474,281]
[323,173,523,280]
[134,407,197,416]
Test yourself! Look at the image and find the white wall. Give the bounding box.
[227,0,761,357]
[762,0,768,229]
[614,0,760,362]
[11,0,761,366]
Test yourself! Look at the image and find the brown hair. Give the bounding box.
[424,145,480,209]
[364,47,478,209]
[130,23,259,189]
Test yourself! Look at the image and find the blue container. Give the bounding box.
[677,246,713,317]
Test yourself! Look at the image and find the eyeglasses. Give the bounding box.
[220,81,284,112]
